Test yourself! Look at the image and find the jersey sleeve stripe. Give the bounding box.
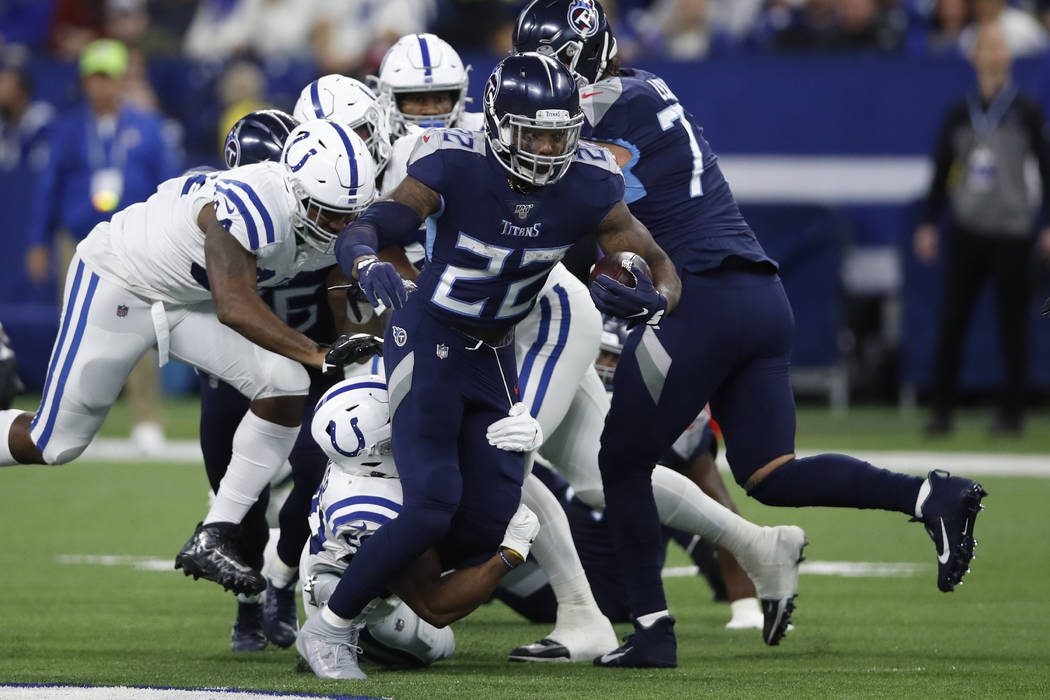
[327,121,359,190]
[325,495,402,524]
[215,183,260,249]
[332,510,396,530]
[417,34,433,79]
[219,178,276,245]
[309,80,325,118]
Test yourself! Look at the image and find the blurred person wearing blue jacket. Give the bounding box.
[24,38,179,453]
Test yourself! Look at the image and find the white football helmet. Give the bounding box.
[311,375,396,477]
[281,119,377,254]
[376,33,470,137]
[293,75,392,175]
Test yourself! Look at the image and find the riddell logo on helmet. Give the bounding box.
[568,0,600,38]
[535,109,570,121]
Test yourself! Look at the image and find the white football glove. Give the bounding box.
[486,402,544,452]
[501,503,540,561]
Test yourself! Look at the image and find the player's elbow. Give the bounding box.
[213,295,252,331]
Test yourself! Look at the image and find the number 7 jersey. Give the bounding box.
[402,127,625,330]
[580,68,776,274]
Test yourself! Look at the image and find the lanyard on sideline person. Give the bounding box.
[966,84,1018,139]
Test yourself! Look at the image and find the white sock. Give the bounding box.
[0,409,22,465]
[636,610,670,628]
[651,465,763,562]
[237,593,262,604]
[205,409,300,525]
[522,474,603,611]
[322,605,355,628]
[264,554,298,589]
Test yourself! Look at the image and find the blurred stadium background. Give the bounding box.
[3,0,1050,420]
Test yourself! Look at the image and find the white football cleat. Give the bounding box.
[736,525,807,646]
[509,604,618,662]
[724,597,763,630]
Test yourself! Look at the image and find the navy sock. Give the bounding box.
[326,503,452,619]
[601,470,669,617]
[749,455,922,515]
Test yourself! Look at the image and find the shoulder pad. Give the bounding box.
[580,77,625,127]
[212,162,293,251]
[574,142,621,175]
[408,127,485,165]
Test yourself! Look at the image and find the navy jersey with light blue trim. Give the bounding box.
[259,267,337,344]
[581,68,776,273]
[403,128,624,329]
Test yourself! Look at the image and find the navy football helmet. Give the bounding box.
[483,52,584,187]
[512,0,617,87]
[223,109,299,168]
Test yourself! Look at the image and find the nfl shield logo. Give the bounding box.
[436,343,448,359]
[116,305,128,318]
[392,325,407,347]
[395,618,406,632]
[514,203,534,220]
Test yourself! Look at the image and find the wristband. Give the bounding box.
[499,548,521,570]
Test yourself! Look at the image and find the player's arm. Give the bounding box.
[389,547,524,628]
[595,200,682,313]
[334,175,440,308]
[200,204,328,368]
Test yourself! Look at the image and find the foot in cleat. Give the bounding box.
[174,521,266,595]
[263,579,299,648]
[509,638,572,662]
[231,600,268,652]
[593,615,677,668]
[915,469,988,592]
[736,525,807,646]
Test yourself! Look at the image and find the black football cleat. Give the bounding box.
[174,521,266,595]
[263,579,299,648]
[509,638,572,662]
[915,470,988,592]
[231,600,268,652]
[593,615,677,669]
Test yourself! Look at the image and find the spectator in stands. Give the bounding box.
[314,0,435,76]
[926,0,971,54]
[914,22,1050,436]
[959,0,1047,57]
[49,0,107,60]
[767,0,905,51]
[24,39,179,453]
[0,48,54,305]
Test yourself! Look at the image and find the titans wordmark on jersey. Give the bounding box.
[581,68,776,274]
[396,127,625,329]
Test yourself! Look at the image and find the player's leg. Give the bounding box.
[0,258,155,466]
[264,378,331,648]
[197,373,271,650]
[168,304,308,594]
[715,273,985,593]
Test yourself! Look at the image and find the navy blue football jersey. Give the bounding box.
[402,127,625,329]
[581,68,776,273]
[259,267,336,344]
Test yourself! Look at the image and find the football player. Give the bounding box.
[298,52,666,678]
[514,0,988,668]
[298,375,541,679]
[0,323,25,410]
[0,117,379,600]
[197,108,381,651]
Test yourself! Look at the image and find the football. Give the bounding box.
[589,251,651,289]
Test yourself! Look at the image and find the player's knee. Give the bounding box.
[572,485,606,511]
[743,455,797,504]
[251,355,309,400]
[42,441,89,465]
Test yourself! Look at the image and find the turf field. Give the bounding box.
[2,396,1049,698]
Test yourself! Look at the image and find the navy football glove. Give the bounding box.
[356,257,408,310]
[589,263,667,329]
[322,333,383,377]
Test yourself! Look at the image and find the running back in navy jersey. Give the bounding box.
[581,68,776,273]
[258,268,337,345]
[401,127,624,330]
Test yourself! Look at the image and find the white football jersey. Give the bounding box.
[306,461,404,570]
[78,163,334,306]
[380,111,484,193]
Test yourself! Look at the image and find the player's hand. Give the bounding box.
[356,257,408,310]
[500,503,540,563]
[322,333,383,376]
[590,262,667,329]
[486,402,543,452]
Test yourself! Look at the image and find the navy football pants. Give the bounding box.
[325,299,527,619]
[599,268,921,616]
